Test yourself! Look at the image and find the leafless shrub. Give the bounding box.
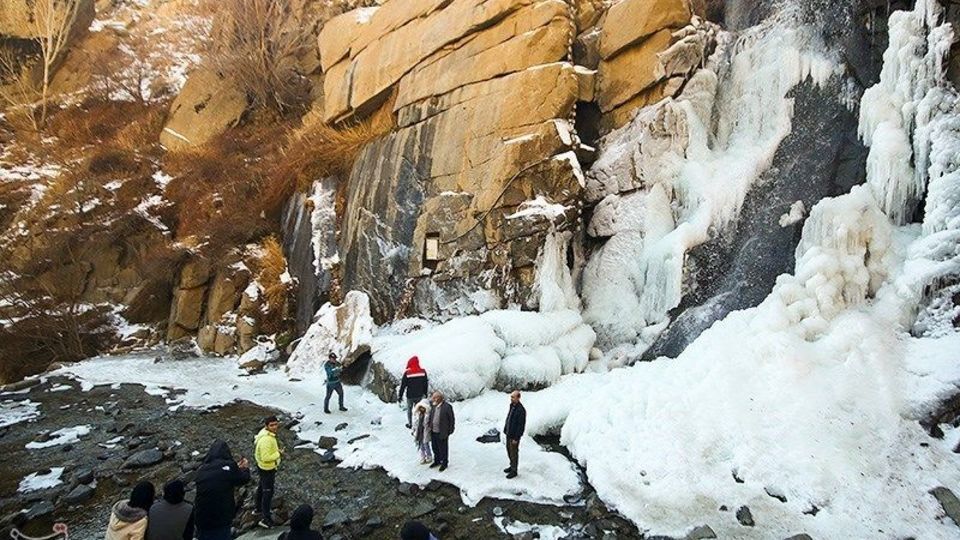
[206,0,311,113]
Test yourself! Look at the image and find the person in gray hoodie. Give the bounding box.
[146,480,194,540]
[105,481,155,540]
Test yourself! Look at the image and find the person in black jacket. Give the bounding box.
[193,440,251,540]
[427,391,455,471]
[397,356,429,428]
[279,504,323,540]
[503,390,526,479]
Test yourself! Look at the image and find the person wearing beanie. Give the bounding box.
[106,481,155,540]
[278,504,323,540]
[399,520,438,540]
[254,415,284,528]
[146,480,194,540]
[398,356,429,428]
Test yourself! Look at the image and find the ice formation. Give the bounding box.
[286,290,375,378]
[581,16,839,351]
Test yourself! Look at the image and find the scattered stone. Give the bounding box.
[719,505,728,512]
[685,525,717,540]
[347,434,369,444]
[113,474,130,487]
[335,423,348,431]
[765,486,788,503]
[122,448,163,469]
[2,378,40,392]
[732,469,744,483]
[319,450,338,464]
[364,516,383,529]
[931,486,960,528]
[64,484,95,505]
[563,493,583,504]
[398,482,419,496]
[24,501,54,521]
[736,506,755,527]
[410,500,436,518]
[323,508,351,528]
[783,535,813,540]
[318,436,338,449]
[71,466,94,485]
[493,506,504,517]
[476,428,501,444]
[802,505,820,516]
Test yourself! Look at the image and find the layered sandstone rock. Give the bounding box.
[0,0,95,40]
[323,0,589,322]
[595,0,715,131]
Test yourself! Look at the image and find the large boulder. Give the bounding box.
[0,0,95,40]
[159,68,248,151]
[286,290,374,378]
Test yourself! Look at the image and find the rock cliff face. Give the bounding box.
[322,0,707,323]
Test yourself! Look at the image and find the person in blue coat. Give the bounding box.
[323,352,348,414]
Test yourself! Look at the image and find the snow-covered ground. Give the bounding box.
[56,356,584,508]
[18,467,65,494]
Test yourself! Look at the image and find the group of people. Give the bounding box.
[399,356,527,479]
[101,352,525,539]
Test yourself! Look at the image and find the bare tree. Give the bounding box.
[207,0,310,113]
[0,48,41,131]
[32,0,82,124]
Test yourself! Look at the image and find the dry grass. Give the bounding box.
[247,235,292,334]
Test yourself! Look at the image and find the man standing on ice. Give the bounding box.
[428,391,455,471]
[398,355,429,428]
[503,390,526,479]
[323,352,348,414]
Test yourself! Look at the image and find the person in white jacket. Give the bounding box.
[105,481,155,540]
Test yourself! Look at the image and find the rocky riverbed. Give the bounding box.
[0,372,646,540]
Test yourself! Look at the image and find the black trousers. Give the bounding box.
[324,382,344,410]
[256,468,276,519]
[430,432,449,466]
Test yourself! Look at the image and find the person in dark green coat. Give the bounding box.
[324,352,348,414]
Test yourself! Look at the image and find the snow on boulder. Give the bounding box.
[286,291,374,379]
[366,309,596,402]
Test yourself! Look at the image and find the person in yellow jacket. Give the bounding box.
[254,415,283,528]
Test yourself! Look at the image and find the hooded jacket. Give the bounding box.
[279,505,323,540]
[193,441,250,531]
[398,356,429,402]
[411,399,432,445]
[254,428,281,471]
[105,500,148,540]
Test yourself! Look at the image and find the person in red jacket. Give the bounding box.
[397,356,429,428]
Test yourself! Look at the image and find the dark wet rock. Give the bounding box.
[2,378,41,392]
[324,508,351,528]
[318,436,338,449]
[71,466,94,485]
[64,484,95,505]
[61,443,74,452]
[783,535,813,540]
[803,505,820,516]
[731,470,744,483]
[319,450,338,464]
[24,501,55,521]
[410,500,436,518]
[335,423,348,431]
[930,486,960,528]
[736,506,755,527]
[765,486,787,503]
[0,509,27,529]
[686,525,717,540]
[122,447,163,469]
[719,505,728,512]
[398,482,419,496]
[476,428,501,444]
[126,438,143,450]
[563,492,583,504]
[364,516,383,530]
[347,434,369,444]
